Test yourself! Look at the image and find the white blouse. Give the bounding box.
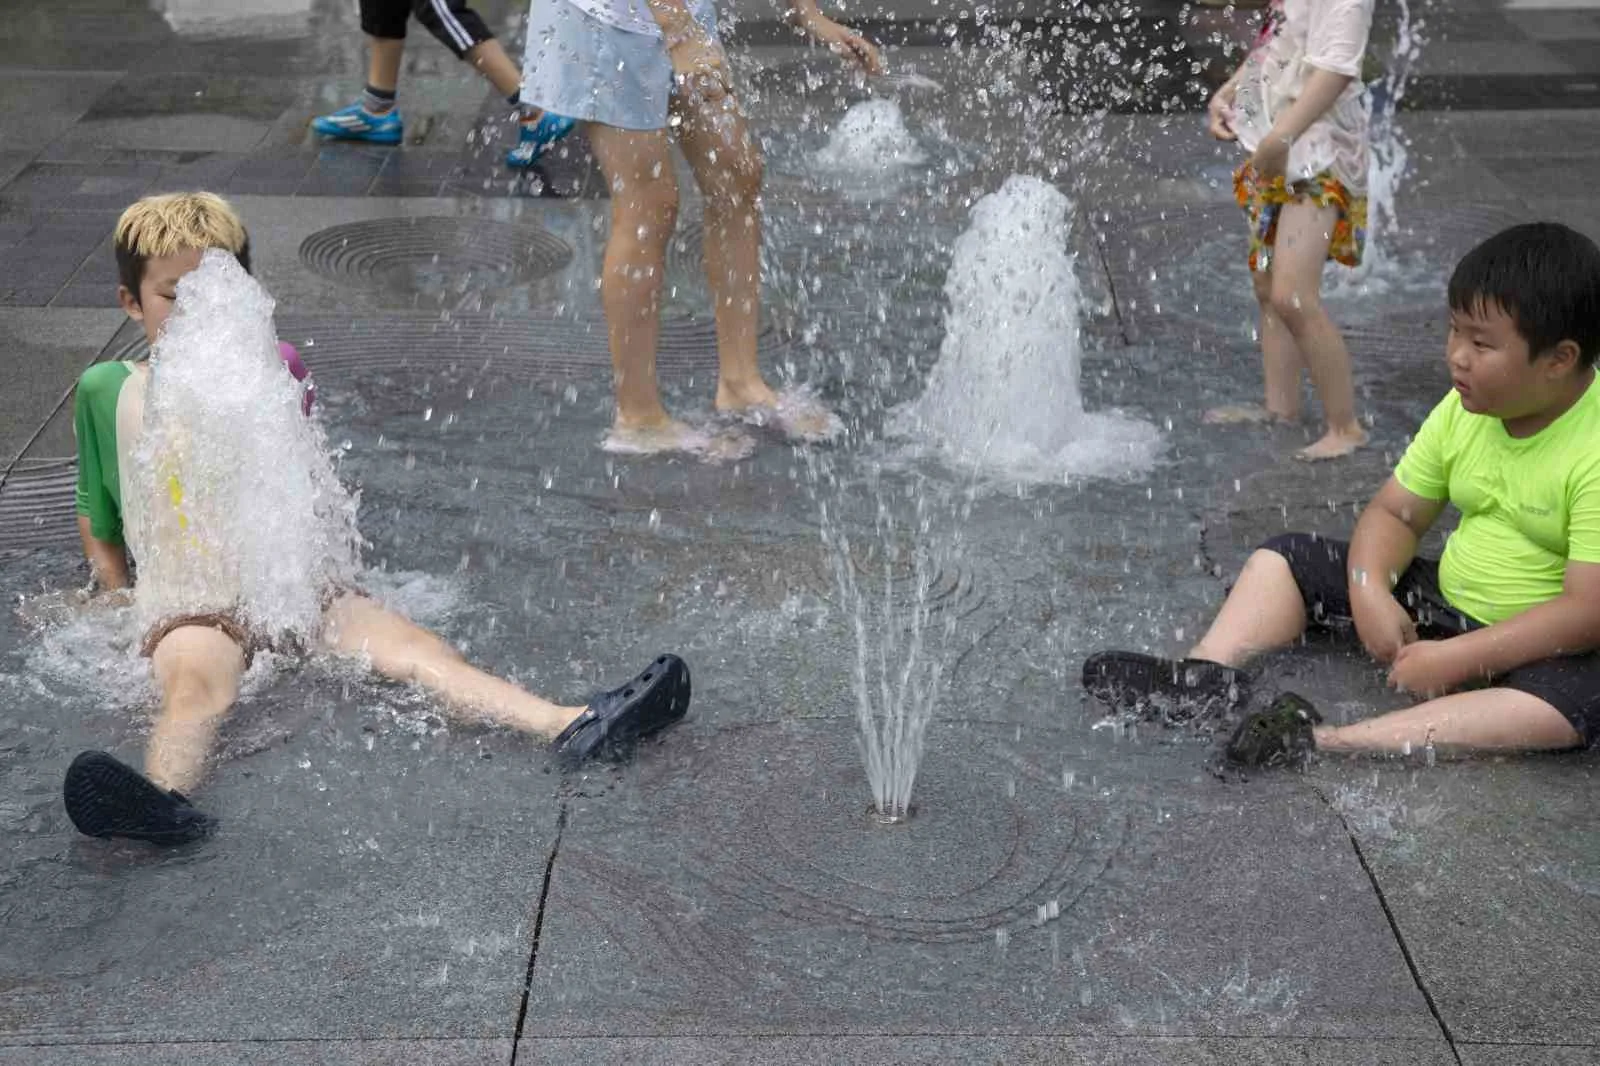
[1230,0,1374,193]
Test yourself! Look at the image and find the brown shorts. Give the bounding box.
[137,588,344,668]
[139,612,279,669]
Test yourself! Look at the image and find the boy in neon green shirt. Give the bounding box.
[1084,222,1600,765]
[63,193,691,845]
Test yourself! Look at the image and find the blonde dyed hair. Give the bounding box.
[114,191,251,299]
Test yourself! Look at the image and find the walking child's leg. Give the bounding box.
[1266,200,1367,460]
[146,626,246,794]
[321,594,584,737]
[587,124,681,433]
[1189,548,1312,666]
[1314,688,1581,755]
[462,38,524,99]
[366,36,405,96]
[674,93,774,412]
[1205,267,1305,424]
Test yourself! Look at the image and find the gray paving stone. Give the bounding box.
[522,720,1440,1041]
[0,597,564,1043]
[0,309,126,468]
[1457,1047,1600,1066]
[0,71,123,152]
[0,1041,511,1065]
[516,1035,1457,1064]
[1331,759,1600,1047]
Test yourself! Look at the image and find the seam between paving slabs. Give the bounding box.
[510,800,569,1065]
[1316,786,1464,1066]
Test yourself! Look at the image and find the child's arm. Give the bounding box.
[1248,68,1353,178]
[784,0,883,74]
[1347,477,1446,662]
[1436,564,1600,682]
[72,364,133,592]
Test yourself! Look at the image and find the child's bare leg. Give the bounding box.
[1188,549,1310,666]
[320,594,584,737]
[1205,268,1304,425]
[588,124,681,433]
[674,93,774,412]
[1267,200,1367,461]
[462,38,523,99]
[146,626,246,794]
[366,37,405,95]
[1316,688,1581,755]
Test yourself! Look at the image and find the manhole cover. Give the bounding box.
[298,217,574,295]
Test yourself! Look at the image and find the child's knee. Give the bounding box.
[152,631,244,712]
[1267,280,1321,328]
[708,149,763,211]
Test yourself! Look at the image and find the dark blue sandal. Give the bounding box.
[550,654,691,766]
[63,750,215,845]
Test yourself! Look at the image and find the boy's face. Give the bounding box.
[1446,299,1583,418]
[117,246,204,348]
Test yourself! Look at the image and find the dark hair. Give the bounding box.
[1448,222,1600,368]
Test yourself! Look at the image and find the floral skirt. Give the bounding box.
[1234,164,1368,273]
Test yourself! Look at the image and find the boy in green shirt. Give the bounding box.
[1084,222,1600,765]
[64,192,690,845]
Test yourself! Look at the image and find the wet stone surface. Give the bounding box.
[2,1,1599,1060]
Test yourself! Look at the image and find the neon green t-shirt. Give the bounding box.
[1394,379,1600,624]
[73,361,136,545]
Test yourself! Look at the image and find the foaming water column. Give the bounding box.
[894,175,1160,481]
[128,251,362,645]
[814,99,928,171]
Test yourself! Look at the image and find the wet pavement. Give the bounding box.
[3,1,1599,1063]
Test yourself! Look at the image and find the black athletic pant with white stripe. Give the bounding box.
[361,0,495,59]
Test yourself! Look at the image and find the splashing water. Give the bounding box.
[892,175,1161,481]
[128,251,362,644]
[820,482,957,823]
[814,99,927,172]
[1326,0,1427,299]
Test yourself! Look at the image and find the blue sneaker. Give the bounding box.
[312,102,404,145]
[506,111,577,169]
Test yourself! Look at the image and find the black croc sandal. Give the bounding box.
[1225,692,1323,768]
[550,654,691,766]
[1081,650,1251,720]
[62,751,216,845]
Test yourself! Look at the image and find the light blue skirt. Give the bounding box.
[521,0,720,132]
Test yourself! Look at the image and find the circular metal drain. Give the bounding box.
[568,720,1131,948]
[298,217,574,295]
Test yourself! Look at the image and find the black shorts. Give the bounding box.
[360,0,495,58]
[1262,532,1599,746]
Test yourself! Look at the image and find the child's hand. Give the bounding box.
[1206,85,1237,141]
[669,36,733,101]
[1387,640,1474,698]
[1248,134,1291,182]
[1351,588,1416,664]
[796,11,884,74]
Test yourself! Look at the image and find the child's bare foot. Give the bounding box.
[1295,425,1368,462]
[1203,403,1296,425]
[717,384,844,444]
[602,419,755,462]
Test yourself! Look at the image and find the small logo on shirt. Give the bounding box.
[1521,503,1552,517]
